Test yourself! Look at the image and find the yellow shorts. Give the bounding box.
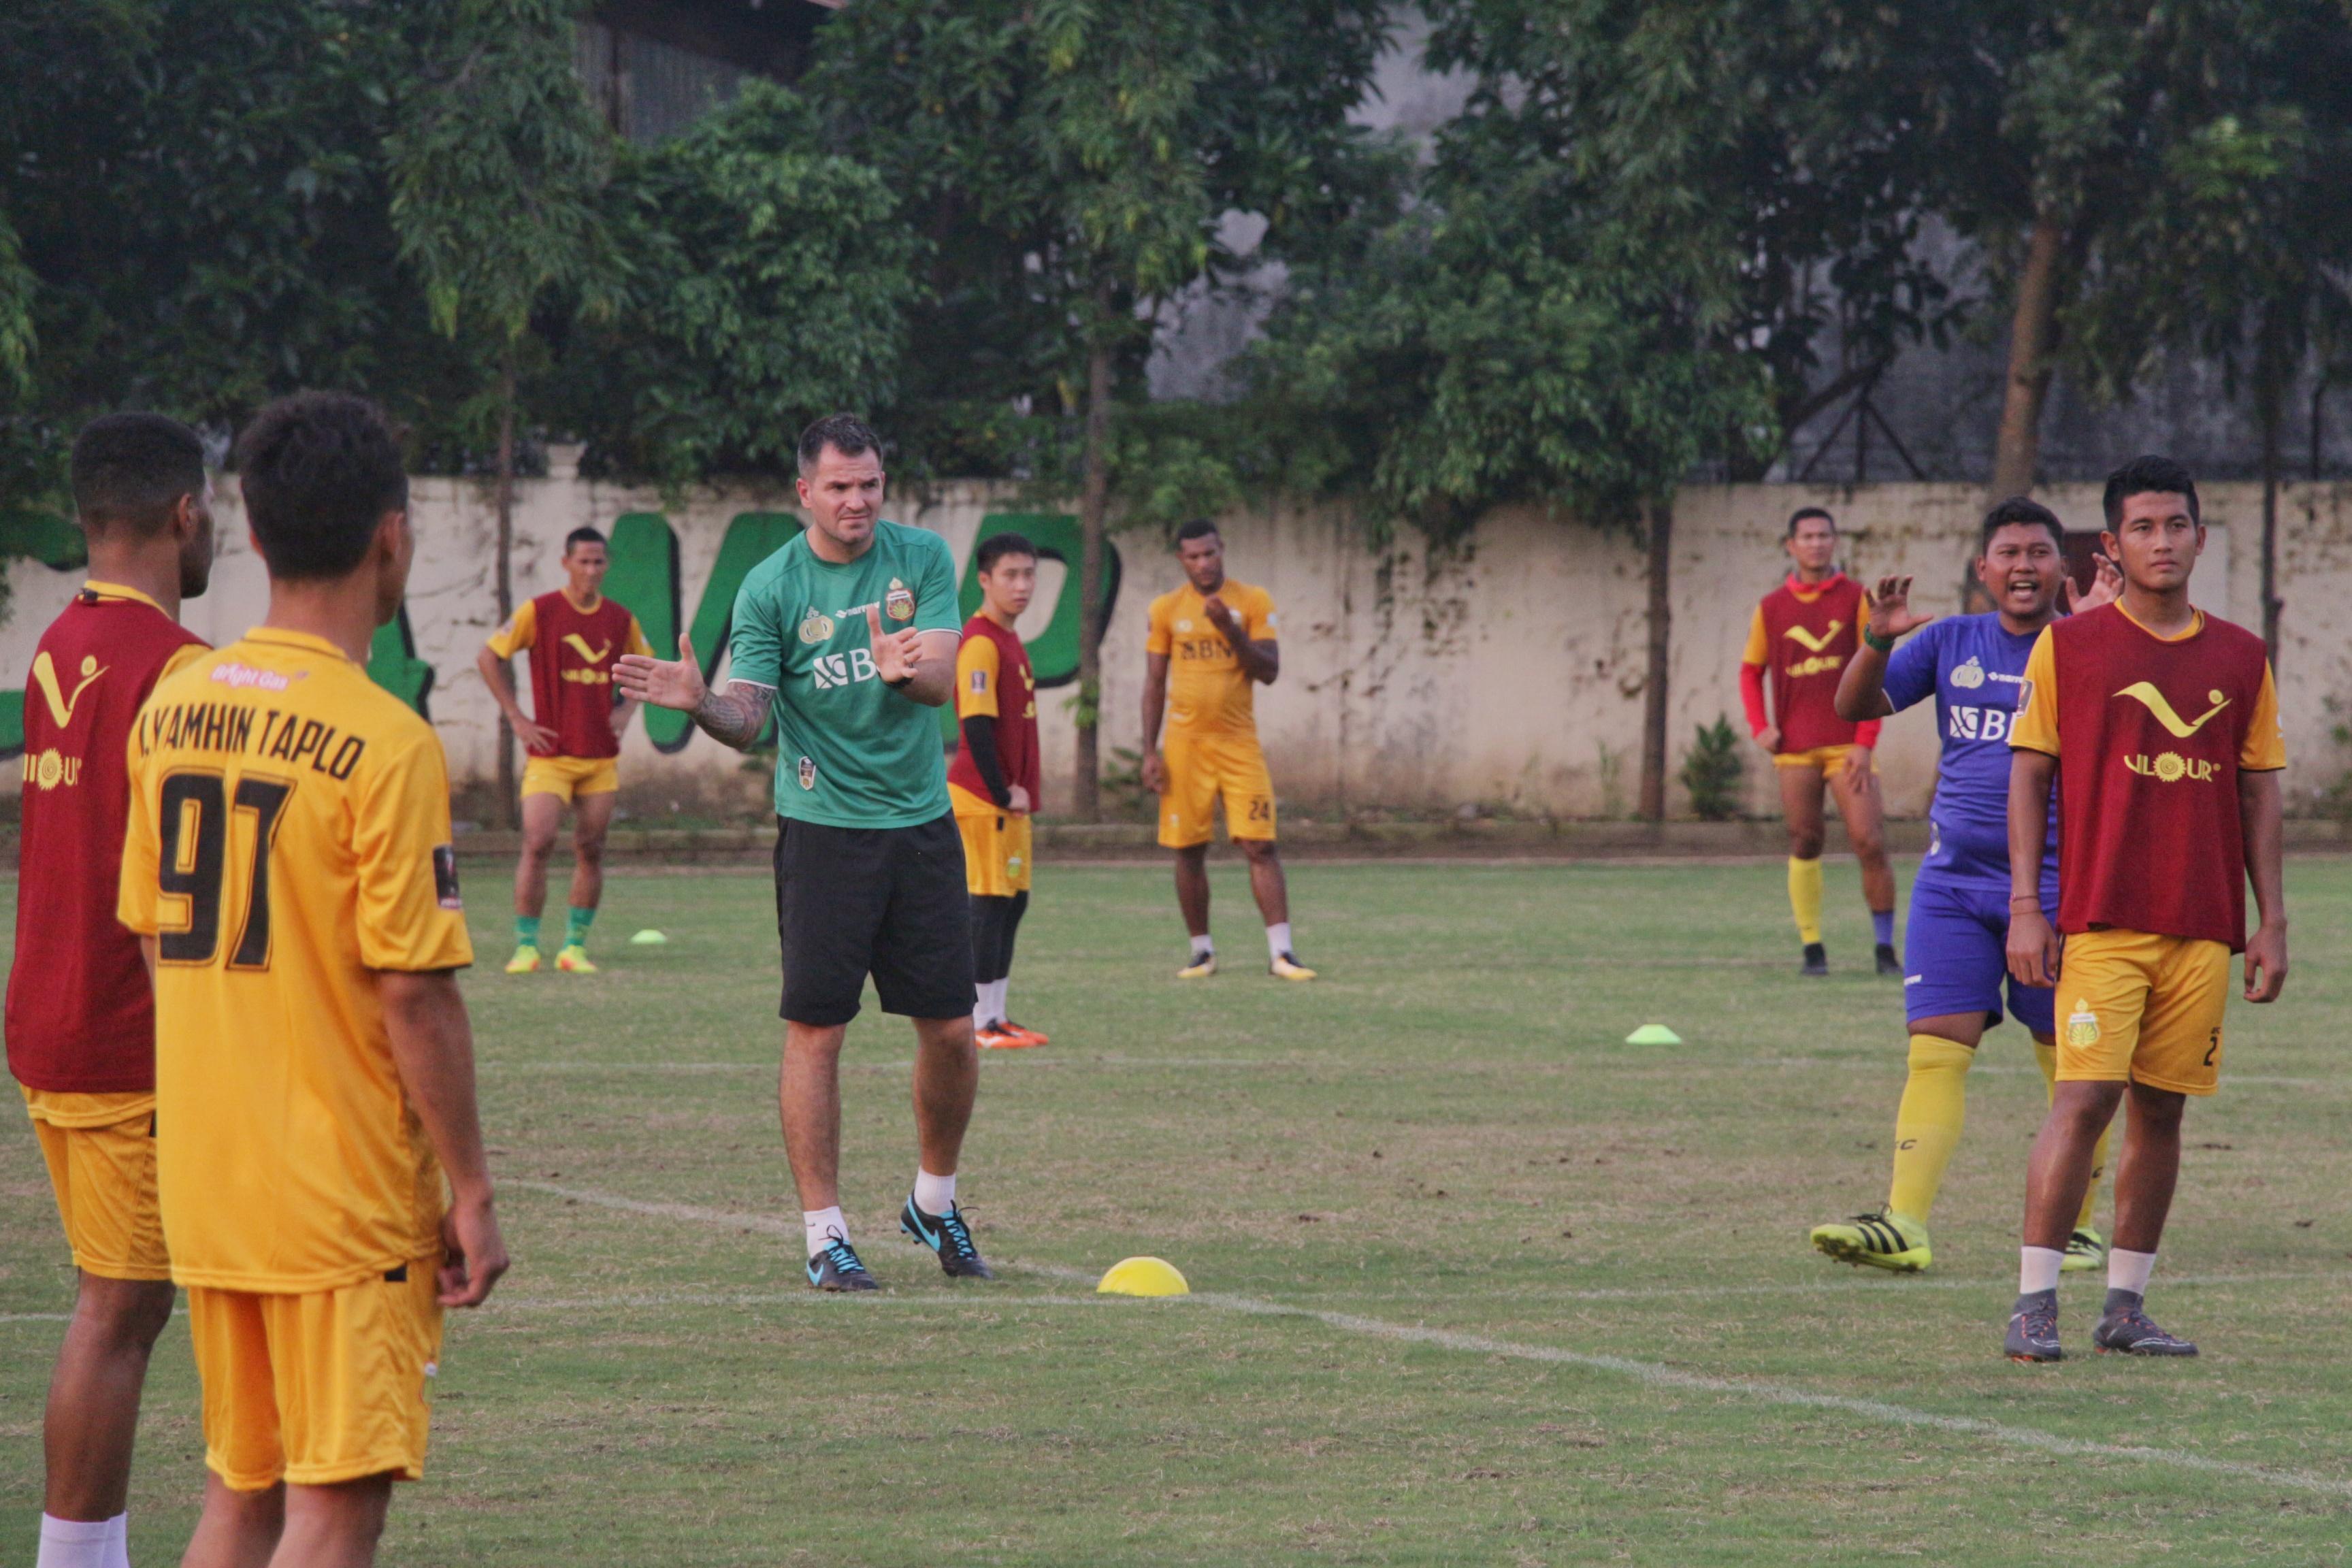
[24,1088,169,1281]
[521,754,619,803]
[2055,928,2233,1096]
[189,1262,446,1491]
[1773,743,1874,774]
[950,784,1033,897]
[1158,730,1276,849]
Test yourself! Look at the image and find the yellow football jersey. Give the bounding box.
[1146,580,1278,737]
[116,627,474,1292]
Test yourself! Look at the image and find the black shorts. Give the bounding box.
[774,813,974,1026]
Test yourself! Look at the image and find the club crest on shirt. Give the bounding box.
[798,755,817,791]
[2065,1001,2100,1049]
[1950,656,1986,690]
[1175,618,1194,633]
[798,608,835,645]
[885,578,915,621]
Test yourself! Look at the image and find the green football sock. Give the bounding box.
[565,906,596,947]
[514,915,541,949]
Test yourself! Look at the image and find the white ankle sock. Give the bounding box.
[995,977,1013,1021]
[37,1514,114,1568]
[1190,934,1214,961]
[1267,921,1293,961]
[2019,1245,2065,1295]
[2108,1247,2157,1298]
[802,1206,847,1259]
[103,1515,129,1568]
[913,1169,956,1215]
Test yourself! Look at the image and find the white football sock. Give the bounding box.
[103,1515,129,1568]
[995,977,1013,1021]
[1267,921,1293,961]
[2108,1247,2157,1298]
[1190,934,1214,961]
[972,986,992,1028]
[2019,1245,2065,1296]
[37,1514,114,1568]
[913,1169,957,1215]
[802,1206,848,1259]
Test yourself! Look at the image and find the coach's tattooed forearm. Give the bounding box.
[694,681,774,751]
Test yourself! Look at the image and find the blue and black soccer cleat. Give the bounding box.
[900,1195,994,1279]
[806,1233,878,1292]
[2093,1292,2198,1356]
[2004,1288,2063,1362]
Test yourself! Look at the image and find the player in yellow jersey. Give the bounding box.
[118,393,507,1567]
[1139,519,1313,980]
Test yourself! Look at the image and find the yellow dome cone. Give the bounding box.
[1097,1256,1189,1296]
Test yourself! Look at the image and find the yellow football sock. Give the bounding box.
[2035,1040,2112,1230]
[1788,856,1825,945]
[1887,1034,1974,1224]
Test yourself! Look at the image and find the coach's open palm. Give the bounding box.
[1867,574,1933,640]
[864,604,923,684]
[616,634,708,711]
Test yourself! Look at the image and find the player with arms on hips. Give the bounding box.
[949,532,1048,1049]
[1808,497,2119,1274]
[11,414,213,1568]
[618,414,992,1292]
[2002,456,2287,1363]
[477,525,653,975]
[119,392,508,1565]
[1139,519,1313,980]
[1741,506,1898,975]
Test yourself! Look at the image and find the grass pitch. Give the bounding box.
[6,855,2352,1565]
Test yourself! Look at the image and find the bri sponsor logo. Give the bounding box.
[210,663,293,693]
[811,649,881,690]
[1947,705,2013,742]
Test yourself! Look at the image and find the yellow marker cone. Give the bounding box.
[629,929,669,946]
[1624,1024,1682,1045]
[1097,1256,1190,1296]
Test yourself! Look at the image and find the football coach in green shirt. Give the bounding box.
[618,414,994,1293]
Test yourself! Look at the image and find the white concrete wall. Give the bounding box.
[5,476,2342,819]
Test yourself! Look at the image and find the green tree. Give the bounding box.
[806,0,1389,818]
[550,82,926,486]
[386,0,613,813]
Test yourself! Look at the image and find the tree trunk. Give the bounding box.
[1989,210,2066,498]
[1073,308,1113,823]
[1637,498,1673,823]
[494,346,519,828]
[2259,363,2285,669]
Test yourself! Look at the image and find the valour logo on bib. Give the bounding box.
[2115,682,2229,738]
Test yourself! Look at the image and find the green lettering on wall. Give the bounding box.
[936,514,1122,745]
[606,511,802,753]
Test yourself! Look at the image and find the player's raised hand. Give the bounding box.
[2006,902,2062,990]
[616,633,708,713]
[2244,921,2288,1002]
[1866,574,1933,640]
[438,1188,510,1308]
[2061,551,2124,615]
[864,604,924,685]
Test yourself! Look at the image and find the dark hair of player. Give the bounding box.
[1978,495,2063,555]
[796,412,884,477]
[975,532,1036,573]
[564,525,607,555]
[71,412,207,538]
[2102,455,2200,529]
[1785,506,1834,538]
[233,391,408,581]
[1174,517,1220,546]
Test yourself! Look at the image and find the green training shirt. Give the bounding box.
[728,519,962,828]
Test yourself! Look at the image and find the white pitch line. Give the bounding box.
[517,1179,2352,1498]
